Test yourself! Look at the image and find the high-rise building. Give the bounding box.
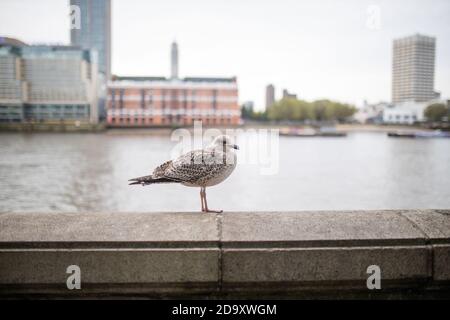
[171,41,179,79]
[0,38,99,123]
[282,89,297,99]
[70,0,111,80]
[265,84,275,109]
[392,34,437,104]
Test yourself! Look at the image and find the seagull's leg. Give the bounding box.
[200,187,205,212]
[203,188,223,213]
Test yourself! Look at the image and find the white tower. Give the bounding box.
[171,41,179,79]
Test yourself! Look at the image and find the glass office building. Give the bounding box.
[0,38,99,123]
[70,0,111,80]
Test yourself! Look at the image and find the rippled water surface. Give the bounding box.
[1,131,449,212]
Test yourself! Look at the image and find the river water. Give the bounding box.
[1,131,449,212]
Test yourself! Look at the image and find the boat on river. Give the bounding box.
[387,130,450,138]
[280,127,347,137]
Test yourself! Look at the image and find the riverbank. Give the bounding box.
[0,122,435,134]
[0,122,106,132]
[98,123,435,135]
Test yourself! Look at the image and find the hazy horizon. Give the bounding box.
[0,0,449,109]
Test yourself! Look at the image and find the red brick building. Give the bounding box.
[106,76,240,127]
[107,41,240,127]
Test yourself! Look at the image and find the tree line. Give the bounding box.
[242,98,357,122]
[424,103,449,122]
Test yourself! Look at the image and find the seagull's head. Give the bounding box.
[210,135,239,150]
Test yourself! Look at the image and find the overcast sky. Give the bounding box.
[1,0,449,109]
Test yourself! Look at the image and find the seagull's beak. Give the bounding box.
[232,144,239,150]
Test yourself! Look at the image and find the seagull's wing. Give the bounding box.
[156,149,225,183]
[152,160,175,179]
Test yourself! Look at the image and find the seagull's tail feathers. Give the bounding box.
[128,175,179,186]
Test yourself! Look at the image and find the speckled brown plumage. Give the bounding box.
[129,135,238,212]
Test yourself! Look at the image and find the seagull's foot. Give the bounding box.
[203,209,223,213]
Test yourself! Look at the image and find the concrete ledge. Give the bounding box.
[0,210,449,298]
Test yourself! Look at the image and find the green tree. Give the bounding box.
[240,103,268,121]
[265,97,356,122]
[293,100,313,121]
[253,110,268,121]
[333,102,357,121]
[312,100,330,121]
[424,103,448,122]
[267,98,297,121]
[240,104,254,119]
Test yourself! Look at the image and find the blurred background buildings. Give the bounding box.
[0,37,99,123]
[106,42,240,127]
[351,33,447,125]
[382,34,444,124]
[0,0,448,127]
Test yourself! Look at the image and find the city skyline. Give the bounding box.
[1,0,449,109]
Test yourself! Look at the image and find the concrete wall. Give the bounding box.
[0,210,449,298]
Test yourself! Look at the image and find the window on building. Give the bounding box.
[192,90,196,108]
[141,89,145,109]
[183,90,187,109]
[147,90,153,107]
[111,89,116,109]
[212,89,217,110]
[119,88,124,109]
[162,89,166,110]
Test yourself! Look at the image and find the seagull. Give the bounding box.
[129,135,239,213]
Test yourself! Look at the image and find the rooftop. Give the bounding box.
[0,36,27,47]
[113,76,237,83]
[394,33,436,43]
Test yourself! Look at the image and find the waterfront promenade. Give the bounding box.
[1,210,449,298]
